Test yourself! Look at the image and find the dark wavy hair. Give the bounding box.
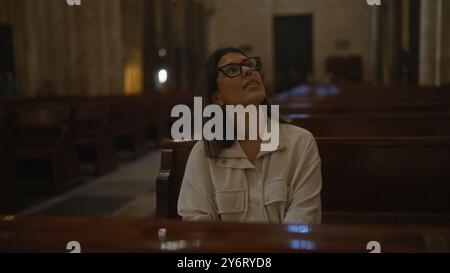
[199,47,288,158]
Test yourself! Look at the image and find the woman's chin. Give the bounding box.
[246,89,266,105]
[243,94,266,106]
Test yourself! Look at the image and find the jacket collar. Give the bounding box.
[218,117,286,156]
[214,122,286,169]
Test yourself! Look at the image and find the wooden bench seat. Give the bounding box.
[288,113,450,137]
[110,97,148,158]
[317,137,450,215]
[279,101,450,115]
[273,85,450,104]
[1,216,449,252]
[14,108,81,194]
[0,113,20,213]
[74,102,117,176]
[156,137,450,225]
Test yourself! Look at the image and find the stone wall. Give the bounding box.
[205,0,374,87]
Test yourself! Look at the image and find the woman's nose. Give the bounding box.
[241,66,252,77]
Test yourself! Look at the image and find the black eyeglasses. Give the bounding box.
[217,57,262,78]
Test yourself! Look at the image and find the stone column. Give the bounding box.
[387,0,402,84]
[180,0,199,92]
[441,0,450,84]
[376,0,402,85]
[419,0,442,86]
[122,0,144,95]
[105,0,124,95]
[143,0,157,92]
[0,0,13,24]
[22,0,41,96]
[47,0,66,96]
[370,5,382,84]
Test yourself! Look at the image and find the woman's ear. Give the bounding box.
[212,91,225,106]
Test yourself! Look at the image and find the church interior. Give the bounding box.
[1,0,450,253]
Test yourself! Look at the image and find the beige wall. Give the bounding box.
[274,0,373,84]
[206,0,274,87]
[205,0,374,89]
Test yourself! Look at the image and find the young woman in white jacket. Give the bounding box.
[178,47,322,224]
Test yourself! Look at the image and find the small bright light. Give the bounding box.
[158,69,168,84]
[158,228,167,239]
[287,224,311,234]
[290,240,316,250]
[158,48,167,57]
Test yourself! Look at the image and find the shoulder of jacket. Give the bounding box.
[280,123,315,143]
[186,140,209,165]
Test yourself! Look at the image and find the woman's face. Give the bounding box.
[213,52,266,106]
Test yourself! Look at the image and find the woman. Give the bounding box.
[177,47,322,224]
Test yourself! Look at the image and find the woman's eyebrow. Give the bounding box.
[223,62,240,66]
[220,59,246,66]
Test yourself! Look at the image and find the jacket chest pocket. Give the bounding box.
[213,190,245,221]
[263,179,288,223]
[264,179,288,205]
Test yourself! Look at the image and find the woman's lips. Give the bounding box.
[244,80,259,89]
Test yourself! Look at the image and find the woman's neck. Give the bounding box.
[238,139,262,163]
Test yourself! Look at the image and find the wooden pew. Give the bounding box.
[7,92,196,153]
[110,96,148,158]
[326,56,362,83]
[0,113,21,213]
[273,84,450,104]
[289,113,450,137]
[279,101,450,115]
[156,137,450,224]
[274,85,450,116]
[318,137,450,223]
[141,92,172,144]
[330,85,450,103]
[141,92,196,145]
[0,215,449,252]
[157,140,196,219]
[73,102,117,176]
[14,107,81,194]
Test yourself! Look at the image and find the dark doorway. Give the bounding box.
[0,25,15,76]
[273,15,313,94]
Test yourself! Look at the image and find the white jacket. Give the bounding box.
[177,123,322,224]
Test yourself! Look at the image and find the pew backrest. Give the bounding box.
[156,137,450,223]
[289,113,450,137]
